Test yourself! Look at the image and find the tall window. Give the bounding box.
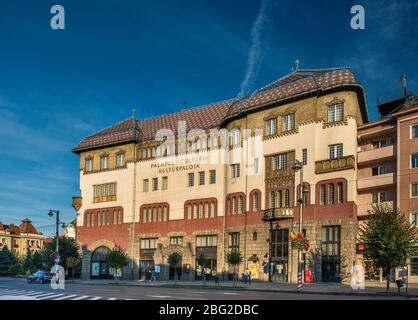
[337,182,343,204]
[302,149,308,165]
[85,159,93,172]
[252,192,259,211]
[265,118,277,135]
[411,213,418,228]
[208,135,218,149]
[411,124,418,139]
[228,233,240,251]
[284,189,290,207]
[199,171,205,185]
[116,153,125,167]
[209,170,216,184]
[277,190,283,208]
[188,173,194,187]
[162,176,168,190]
[100,156,109,170]
[282,113,295,132]
[143,179,149,192]
[322,226,340,256]
[231,164,240,178]
[320,185,326,205]
[231,128,240,146]
[273,153,287,170]
[270,192,276,208]
[328,184,335,204]
[254,158,259,174]
[238,196,244,214]
[412,153,418,169]
[187,204,192,219]
[152,178,158,191]
[412,183,418,198]
[328,144,343,159]
[328,104,344,123]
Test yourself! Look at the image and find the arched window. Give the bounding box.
[163,206,168,221]
[147,208,152,222]
[193,204,198,219]
[143,209,147,223]
[320,185,326,205]
[187,204,192,219]
[205,203,209,218]
[337,182,343,204]
[114,210,117,224]
[252,192,259,212]
[328,184,335,204]
[152,208,157,222]
[238,196,244,214]
[158,207,162,222]
[98,211,102,226]
[199,203,204,218]
[232,197,237,214]
[107,211,110,225]
[270,192,276,209]
[284,189,290,207]
[211,202,216,217]
[278,190,283,208]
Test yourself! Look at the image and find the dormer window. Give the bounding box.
[100,155,109,170]
[328,103,344,123]
[85,158,93,172]
[116,153,125,167]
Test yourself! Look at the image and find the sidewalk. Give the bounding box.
[65,278,418,298]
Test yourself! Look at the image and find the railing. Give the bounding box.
[357,172,396,190]
[357,145,396,164]
[262,207,294,221]
[315,155,355,174]
[357,201,394,216]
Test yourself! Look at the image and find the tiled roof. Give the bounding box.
[19,218,39,234]
[73,67,365,152]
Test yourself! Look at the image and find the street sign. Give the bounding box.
[55,255,60,264]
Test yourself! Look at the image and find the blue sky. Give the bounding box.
[0,0,417,229]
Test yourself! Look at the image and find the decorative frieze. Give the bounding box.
[315,155,355,174]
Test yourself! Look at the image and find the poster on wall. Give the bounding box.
[248,261,259,279]
[154,265,161,273]
[92,262,100,276]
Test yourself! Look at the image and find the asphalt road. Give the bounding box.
[0,278,412,300]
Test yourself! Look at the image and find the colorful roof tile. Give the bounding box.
[73,67,366,152]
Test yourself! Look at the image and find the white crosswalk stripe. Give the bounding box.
[37,293,65,300]
[89,296,102,300]
[71,295,90,300]
[53,295,78,300]
[0,288,130,300]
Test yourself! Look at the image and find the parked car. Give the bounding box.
[27,271,53,284]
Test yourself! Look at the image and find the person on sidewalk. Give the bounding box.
[246,268,252,285]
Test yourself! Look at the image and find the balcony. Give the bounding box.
[262,208,294,221]
[315,155,355,174]
[357,172,396,190]
[357,145,396,165]
[357,201,394,217]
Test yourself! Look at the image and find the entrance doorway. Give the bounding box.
[168,253,182,280]
[270,228,289,282]
[91,246,112,279]
[321,225,341,282]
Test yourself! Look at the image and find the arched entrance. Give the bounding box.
[91,246,112,279]
[168,253,182,280]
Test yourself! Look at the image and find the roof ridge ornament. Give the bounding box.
[291,59,300,72]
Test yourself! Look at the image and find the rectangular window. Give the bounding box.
[254,158,259,174]
[140,238,157,249]
[93,182,117,203]
[228,233,240,251]
[273,153,287,170]
[412,153,418,169]
[412,124,418,139]
[100,156,109,170]
[116,153,125,167]
[372,140,387,149]
[85,159,93,172]
[208,135,218,149]
[209,170,216,184]
[199,171,205,185]
[302,149,307,165]
[321,226,340,256]
[170,236,183,246]
[328,104,344,123]
[265,118,277,136]
[282,113,295,132]
[188,173,194,187]
[162,176,168,190]
[231,164,240,178]
[196,235,217,247]
[412,183,418,198]
[143,179,149,192]
[372,192,387,203]
[231,129,240,146]
[411,213,418,228]
[372,166,387,176]
[329,144,343,159]
[152,178,158,191]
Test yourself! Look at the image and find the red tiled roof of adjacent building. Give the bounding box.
[19,218,39,234]
[73,67,366,153]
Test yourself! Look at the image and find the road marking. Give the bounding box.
[107,297,117,300]
[221,292,238,295]
[89,296,102,300]
[71,295,90,300]
[22,291,48,296]
[37,293,65,300]
[0,290,29,294]
[148,295,171,299]
[53,294,78,300]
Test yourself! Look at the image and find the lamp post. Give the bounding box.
[292,159,307,290]
[48,210,66,272]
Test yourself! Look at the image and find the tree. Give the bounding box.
[225,249,244,286]
[23,248,36,273]
[42,236,81,277]
[106,245,129,280]
[0,247,19,276]
[167,253,182,283]
[359,204,416,291]
[196,254,208,284]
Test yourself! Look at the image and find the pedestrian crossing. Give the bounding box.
[0,288,131,300]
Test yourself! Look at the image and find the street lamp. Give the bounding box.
[48,210,66,272]
[292,159,307,290]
